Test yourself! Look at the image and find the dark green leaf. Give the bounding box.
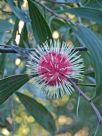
[0,74,29,104]
[0,54,6,77]
[74,25,102,96]
[16,92,56,133]
[19,24,30,48]
[7,0,30,23]
[67,7,102,24]
[51,18,68,30]
[27,0,52,44]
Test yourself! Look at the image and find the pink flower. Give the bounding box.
[26,40,84,98]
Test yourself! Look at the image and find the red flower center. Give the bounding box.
[38,51,72,86]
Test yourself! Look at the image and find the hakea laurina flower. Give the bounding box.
[26,40,84,98]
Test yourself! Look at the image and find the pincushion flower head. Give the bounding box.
[26,40,84,98]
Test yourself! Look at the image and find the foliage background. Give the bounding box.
[0,0,102,136]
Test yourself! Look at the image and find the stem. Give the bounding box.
[77,83,96,87]
[69,79,102,124]
[0,48,17,53]
[0,46,87,54]
[33,0,75,26]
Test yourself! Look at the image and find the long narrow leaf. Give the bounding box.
[16,92,56,133]
[67,8,102,24]
[0,74,29,104]
[74,25,102,96]
[27,0,52,44]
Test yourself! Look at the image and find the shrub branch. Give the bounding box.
[0,45,87,53]
[69,79,102,124]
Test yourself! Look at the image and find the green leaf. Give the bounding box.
[51,18,68,30]
[27,0,52,44]
[16,92,56,134]
[19,24,30,48]
[0,74,29,104]
[7,0,30,23]
[67,7,102,24]
[74,25,102,96]
[0,54,6,77]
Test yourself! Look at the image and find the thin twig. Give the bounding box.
[0,48,17,53]
[32,0,75,25]
[69,78,102,124]
[0,45,87,54]
[77,83,96,87]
